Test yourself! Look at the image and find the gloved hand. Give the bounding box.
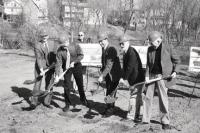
[98,75,104,83]
[118,78,125,87]
[123,80,130,87]
[54,75,59,83]
[70,62,75,68]
[39,68,45,76]
[119,78,124,83]
[119,78,129,87]
[171,72,176,78]
[145,76,150,84]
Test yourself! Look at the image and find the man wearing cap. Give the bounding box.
[54,34,89,112]
[118,36,145,122]
[30,29,57,109]
[142,31,180,130]
[97,33,122,117]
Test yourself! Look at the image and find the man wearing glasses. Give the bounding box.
[97,33,122,117]
[142,31,180,130]
[118,36,145,122]
[77,31,85,43]
[77,31,92,43]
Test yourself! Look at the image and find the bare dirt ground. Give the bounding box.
[0,49,200,133]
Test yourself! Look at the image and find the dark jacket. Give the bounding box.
[55,43,84,75]
[146,42,180,88]
[101,45,122,82]
[123,46,145,86]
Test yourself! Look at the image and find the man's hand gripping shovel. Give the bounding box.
[127,75,172,115]
[23,63,56,85]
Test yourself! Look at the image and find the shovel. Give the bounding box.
[23,63,55,85]
[127,75,172,114]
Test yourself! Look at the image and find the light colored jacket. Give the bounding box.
[146,42,180,88]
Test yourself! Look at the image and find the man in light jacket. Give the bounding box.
[142,31,180,130]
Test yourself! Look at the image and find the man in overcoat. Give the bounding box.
[142,31,180,130]
[31,29,57,108]
[118,36,145,122]
[97,33,122,117]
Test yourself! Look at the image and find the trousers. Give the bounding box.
[63,62,86,104]
[127,83,144,119]
[32,62,54,96]
[142,74,170,124]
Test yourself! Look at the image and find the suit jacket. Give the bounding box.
[34,40,57,70]
[101,45,122,82]
[146,42,180,88]
[123,46,145,86]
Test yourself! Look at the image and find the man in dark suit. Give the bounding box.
[54,34,89,112]
[118,36,145,122]
[30,29,57,108]
[97,33,122,117]
[142,31,180,130]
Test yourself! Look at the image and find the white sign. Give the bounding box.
[79,43,102,67]
[131,45,148,68]
[189,47,200,72]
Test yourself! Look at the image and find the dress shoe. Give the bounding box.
[134,122,149,126]
[45,105,53,109]
[62,104,70,112]
[81,99,90,107]
[134,115,142,123]
[134,117,142,123]
[29,104,37,110]
[162,124,172,130]
[30,96,39,109]
[102,108,114,118]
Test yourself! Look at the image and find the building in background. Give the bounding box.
[0,0,3,18]
[1,0,48,25]
[61,0,103,27]
[83,7,103,25]
[3,0,22,23]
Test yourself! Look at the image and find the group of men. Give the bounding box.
[31,30,89,112]
[30,29,180,130]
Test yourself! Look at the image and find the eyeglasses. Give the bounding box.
[119,43,124,46]
[78,34,83,36]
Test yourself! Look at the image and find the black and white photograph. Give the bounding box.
[0,0,200,132]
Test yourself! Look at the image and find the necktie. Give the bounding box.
[45,43,49,53]
[43,42,49,65]
[65,47,70,69]
[102,48,106,66]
